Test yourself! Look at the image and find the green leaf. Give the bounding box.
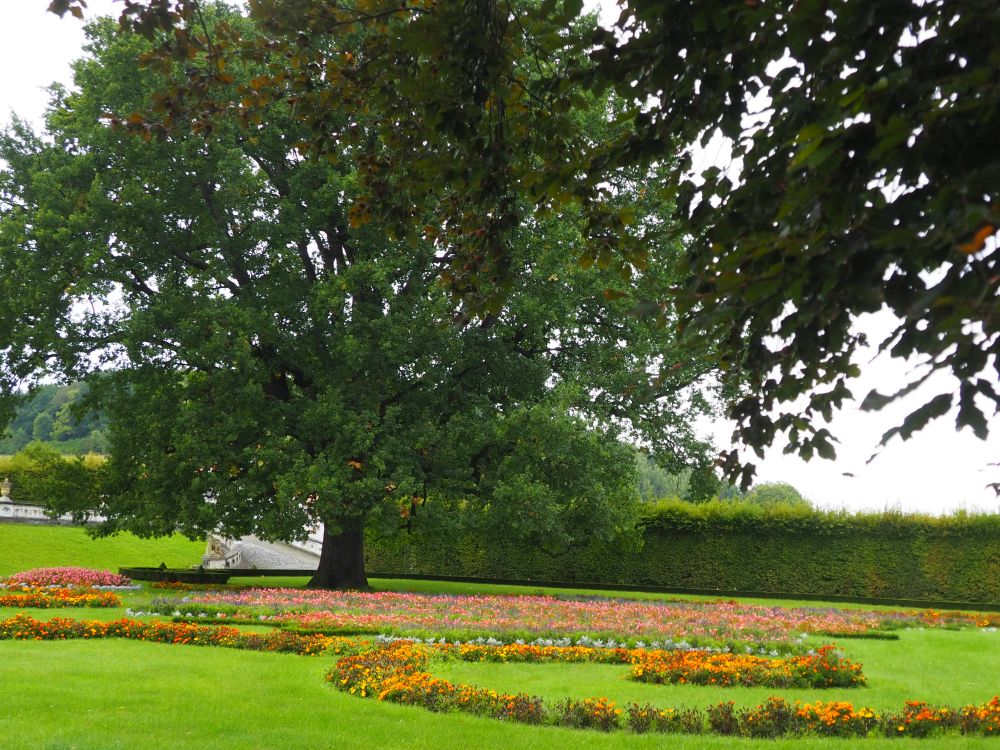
[794,124,824,144]
[878,394,953,447]
[562,0,583,19]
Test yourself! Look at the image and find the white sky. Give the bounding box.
[2,1,997,514]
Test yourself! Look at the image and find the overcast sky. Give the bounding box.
[2,2,997,514]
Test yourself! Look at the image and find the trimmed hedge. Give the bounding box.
[0,447,104,509]
[366,500,1000,604]
[119,567,231,584]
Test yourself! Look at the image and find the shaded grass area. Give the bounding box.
[2,638,998,750]
[0,524,204,577]
[432,629,1000,711]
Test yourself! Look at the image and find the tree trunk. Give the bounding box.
[308,519,369,589]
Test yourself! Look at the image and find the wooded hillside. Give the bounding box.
[0,382,107,454]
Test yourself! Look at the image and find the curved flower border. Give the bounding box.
[0,614,356,656]
[327,641,1000,739]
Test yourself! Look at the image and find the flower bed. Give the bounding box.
[329,641,546,723]
[328,640,1000,738]
[157,589,1000,646]
[146,589,880,645]
[0,585,121,608]
[630,644,864,688]
[6,567,132,588]
[444,641,634,664]
[0,614,359,656]
[150,581,200,591]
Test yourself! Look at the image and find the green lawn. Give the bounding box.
[2,524,999,748]
[2,636,999,750]
[0,524,204,576]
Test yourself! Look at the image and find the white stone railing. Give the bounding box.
[0,499,105,525]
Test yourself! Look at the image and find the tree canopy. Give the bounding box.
[744,482,810,510]
[1,11,715,587]
[588,0,999,486]
[45,0,998,488]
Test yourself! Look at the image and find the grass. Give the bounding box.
[2,524,999,748]
[3,638,999,750]
[0,524,205,577]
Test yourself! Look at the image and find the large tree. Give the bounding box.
[0,13,714,587]
[49,0,998,488]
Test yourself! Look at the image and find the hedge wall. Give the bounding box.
[366,500,1000,603]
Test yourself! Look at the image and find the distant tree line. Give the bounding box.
[634,452,809,508]
[0,382,107,455]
